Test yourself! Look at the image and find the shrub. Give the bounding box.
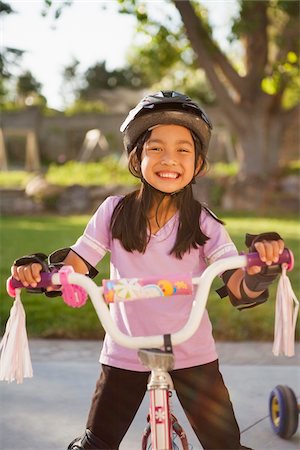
[45,158,139,186]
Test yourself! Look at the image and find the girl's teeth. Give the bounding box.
[159,173,178,179]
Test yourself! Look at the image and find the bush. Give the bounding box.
[0,170,35,188]
[46,158,139,186]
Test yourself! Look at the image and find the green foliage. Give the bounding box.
[0,170,35,188]
[261,51,300,109]
[1,214,299,340]
[17,70,42,96]
[64,99,107,116]
[79,62,148,97]
[0,1,14,14]
[41,0,72,20]
[123,1,189,87]
[0,160,298,189]
[45,158,139,186]
[0,4,25,106]
[279,160,300,176]
[150,65,215,105]
[209,162,239,178]
[276,0,300,16]
[122,0,299,113]
[0,101,26,112]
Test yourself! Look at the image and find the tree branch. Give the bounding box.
[241,1,268,96]
[274,8,299,62]
[173,0,247,127]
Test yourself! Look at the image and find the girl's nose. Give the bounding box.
[161,151,177,165]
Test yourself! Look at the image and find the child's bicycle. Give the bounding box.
[7,249,295,450]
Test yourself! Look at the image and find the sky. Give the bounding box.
[2,0,239,110]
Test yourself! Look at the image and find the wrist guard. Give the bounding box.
[14,253,49,271]
[227,282,269,310]
[216,230,283,310]
[244,232,283,292]
[217,271,269,311]
[48,248,98,279]
[14,248,98,297]
[14,253,61,296]
[244,267,279,292]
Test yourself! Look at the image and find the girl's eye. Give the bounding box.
[149,147,162,152]
[178,148,191,153]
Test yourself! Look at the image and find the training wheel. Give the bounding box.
[269,385,299,439]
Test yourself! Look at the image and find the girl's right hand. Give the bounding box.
[11,263,43,288]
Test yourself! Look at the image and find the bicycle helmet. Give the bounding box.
[120,90,212,155]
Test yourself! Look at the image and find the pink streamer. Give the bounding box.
[0,290,33,383]
[273,266,299,357]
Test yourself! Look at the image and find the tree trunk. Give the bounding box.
[223,102,285,180]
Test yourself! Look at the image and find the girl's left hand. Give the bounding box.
[247,239,285,275]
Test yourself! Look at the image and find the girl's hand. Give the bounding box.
[247,239,285,275]
[11,263,43,288]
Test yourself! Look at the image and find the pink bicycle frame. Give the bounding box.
[139,349,175,450]
[149,384,172,449]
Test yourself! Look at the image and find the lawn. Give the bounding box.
[1,213,299,341]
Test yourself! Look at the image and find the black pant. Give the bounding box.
[85,360,242,450]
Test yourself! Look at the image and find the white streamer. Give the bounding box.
[0,290,33,383]
[273,266,299,357]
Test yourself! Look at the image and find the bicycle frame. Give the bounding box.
[139,349,174,450]
[7,249,294,450]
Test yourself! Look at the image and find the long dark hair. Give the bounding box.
[110,128,212,259]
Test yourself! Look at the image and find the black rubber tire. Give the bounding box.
[269,384,299,439]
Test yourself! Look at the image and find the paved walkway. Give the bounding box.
[1,340,299,450]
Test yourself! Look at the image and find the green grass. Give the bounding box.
[0,216,109,339]
[1,214,299,341]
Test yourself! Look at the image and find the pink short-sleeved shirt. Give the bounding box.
[71,195,238,371]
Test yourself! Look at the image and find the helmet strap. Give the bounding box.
[140,176,195,196]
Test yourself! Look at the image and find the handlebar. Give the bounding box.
[246,248,293,270]
[7,249,294,350]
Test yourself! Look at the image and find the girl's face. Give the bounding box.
[140,124,202,194]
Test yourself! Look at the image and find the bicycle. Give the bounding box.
[7,249,294,450]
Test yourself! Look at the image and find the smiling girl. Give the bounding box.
[12,91,284,450]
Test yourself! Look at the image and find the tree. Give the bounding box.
[16,70,46,106]
[117,0,299,180]
[1,2,46,109]
[0,1,24,105]
[61,57,81,106]
[60,58,148,112]
[42,0,300,179]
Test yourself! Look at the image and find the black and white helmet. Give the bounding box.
[120,90,212,155]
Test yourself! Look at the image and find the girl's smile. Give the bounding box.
[157,171,180,178]
[141,124,201,193]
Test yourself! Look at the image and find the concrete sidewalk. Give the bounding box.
[1,340,299,450]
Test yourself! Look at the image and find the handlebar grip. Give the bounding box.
[6,272,60,297]
[246,248,294,271]
[7,267,87,307]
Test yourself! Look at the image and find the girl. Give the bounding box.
[12,91,284,450]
